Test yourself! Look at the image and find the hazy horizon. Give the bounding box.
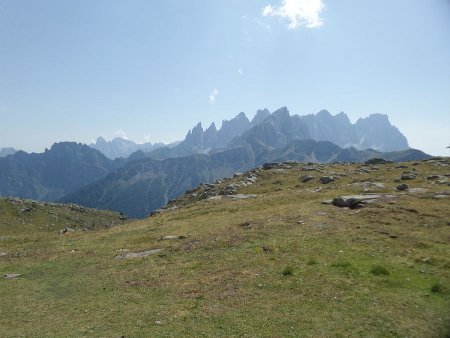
[1,0,449,156]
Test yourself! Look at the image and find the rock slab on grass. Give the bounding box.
[115,249,163,259]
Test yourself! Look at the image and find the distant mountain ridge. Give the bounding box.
[0,142,122,201]
[89,137,167,159]
[1,107,421,218]
[0,147,18,157]
[132,107,408,162]
[62,137,429,218]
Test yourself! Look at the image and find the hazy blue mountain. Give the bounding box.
[89,137,165,159]
[229,107,311,156]
[61,147,255,218]
[0,147,17,157]
[62,136,429,218]
[0,142,119,201]
[354,114,409,151]
[137,107,409,162]
[234,108,409,152]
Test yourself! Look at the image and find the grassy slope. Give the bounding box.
[0,159,449,337]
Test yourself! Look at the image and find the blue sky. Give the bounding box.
[0,0,449,155]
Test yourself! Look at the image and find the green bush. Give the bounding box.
[282,266,294,276]
[371,265,390,276]
[431,282,444,293]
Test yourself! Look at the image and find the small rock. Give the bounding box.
[0,252,7,257]
[3,274,20,279]
[396,184,408,191]
[240,222,252,229]
[401,173,416,180]
[331,194,381,209]
[155,321,163,326]
[59,228,75,235]
[300,175,315,183]
[365,158,392,165]
[161,235,178,240]
[426,175,440,180]
[115,249,163,259]
[332,197,365,209]
[320,176,336,184]
[263,162,278,170]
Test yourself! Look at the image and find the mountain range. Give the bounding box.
[0,147,17,157]
[0,107,428,218]
[89,137,169,159]
[86,108,408,161]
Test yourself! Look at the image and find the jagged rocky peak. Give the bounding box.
[316,109,332,117]
[96,136,107,145]
[270,106,290,121]
[217,112,251,143]
[251,109,271,126]
[354,113,409,151]
[206,122,217,133]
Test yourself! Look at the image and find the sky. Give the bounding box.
[0,0,449,155]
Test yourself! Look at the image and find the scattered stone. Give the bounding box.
[331,194,382,209]
[300,175,315,183]
[365,158,392,165]
[0,252,7,257]
[320,176,337,184]
[426,175,440,180]
[433,195,448,199]
[401,173,416,180]
[69,204,85,212]
[115,249,163,259]
[396,184,408,191]
[219,184,239,195]
[262,246,272,252]
[246,176,257,184]
[395,165,409,169]
[262,162,279,170]
[3,274,20,279]
[209,194,257,201]
[155,321,163,326]
[161,235,178,240]
[240,222,252,229]
[408,188,427,193]
[59,228,75,234]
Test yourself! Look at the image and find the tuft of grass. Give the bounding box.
[431,282,444,294]
[307,258,318,266]
[331,261,351,268]
[371,265,390,276]
[282,266,294,276]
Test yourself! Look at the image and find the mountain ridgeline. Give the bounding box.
[0,107,427,218]
[0,143,124,201]
[136,107,408,161]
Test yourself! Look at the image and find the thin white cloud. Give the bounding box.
[237,69,243,75]
[209,89,219,104]
[262,0,325,29]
